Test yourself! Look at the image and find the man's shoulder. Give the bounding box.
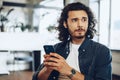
[89,40,111,60]
[54,41,68,48]
[90,39,110,51]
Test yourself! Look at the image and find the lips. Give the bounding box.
[75,29,85,32]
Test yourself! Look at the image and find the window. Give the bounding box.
[90,0,120,50]
[110,0,120,50]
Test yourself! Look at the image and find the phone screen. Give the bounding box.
[43,45,55,54]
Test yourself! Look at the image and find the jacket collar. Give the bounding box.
[65,38,91,56]
[78,38,91,50]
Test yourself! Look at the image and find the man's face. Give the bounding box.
[64,10,88,39]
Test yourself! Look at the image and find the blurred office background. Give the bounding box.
[0,0,120,80]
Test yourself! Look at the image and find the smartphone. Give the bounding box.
[43,45,55,54]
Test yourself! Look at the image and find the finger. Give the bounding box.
[50,53,64,59]
[44,57,60,64]
[44,66,57,71]
[44,54,51,58]
[44,61,58,67]
[47,66,58,71]
[46,57,60,63]
[45,66,62,71]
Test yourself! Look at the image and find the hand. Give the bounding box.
[43,53,72,75]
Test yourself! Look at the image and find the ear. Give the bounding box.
[63,22,67,28]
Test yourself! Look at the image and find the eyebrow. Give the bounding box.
[71,18,78,20]
[82,17,88,19]
[71,17,88,20]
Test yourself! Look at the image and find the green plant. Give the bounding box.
[0,7,14,32]
[47,25,56,33]
[15,22,32,32]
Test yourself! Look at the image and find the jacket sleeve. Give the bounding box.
[32,64,44,80]
[84,45,112,80]
[94,47,112,80]
[32,43,61,80]
[32,71,40,80]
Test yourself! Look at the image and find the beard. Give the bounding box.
[74,35,85,39]
[70,29,86,39]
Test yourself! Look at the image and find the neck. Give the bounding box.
[71,37,85,45]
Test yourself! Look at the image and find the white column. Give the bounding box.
[0,51,10,74]
[0,0,3,7]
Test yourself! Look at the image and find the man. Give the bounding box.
[32,2,112,80]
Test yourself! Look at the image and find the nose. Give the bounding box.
[77,19,83,28]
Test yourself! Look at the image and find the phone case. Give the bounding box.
[43,45,55,54]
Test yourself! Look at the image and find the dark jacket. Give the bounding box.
[32,38,112,80]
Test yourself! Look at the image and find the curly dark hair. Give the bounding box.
[57,2,97,41]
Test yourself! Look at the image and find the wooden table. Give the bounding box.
[0,71,34,80]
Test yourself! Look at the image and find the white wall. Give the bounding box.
[0,32,59,50]
[0,33,43,50]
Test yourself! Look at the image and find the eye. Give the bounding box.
[81,17,87,22]
[71,18,78,22]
